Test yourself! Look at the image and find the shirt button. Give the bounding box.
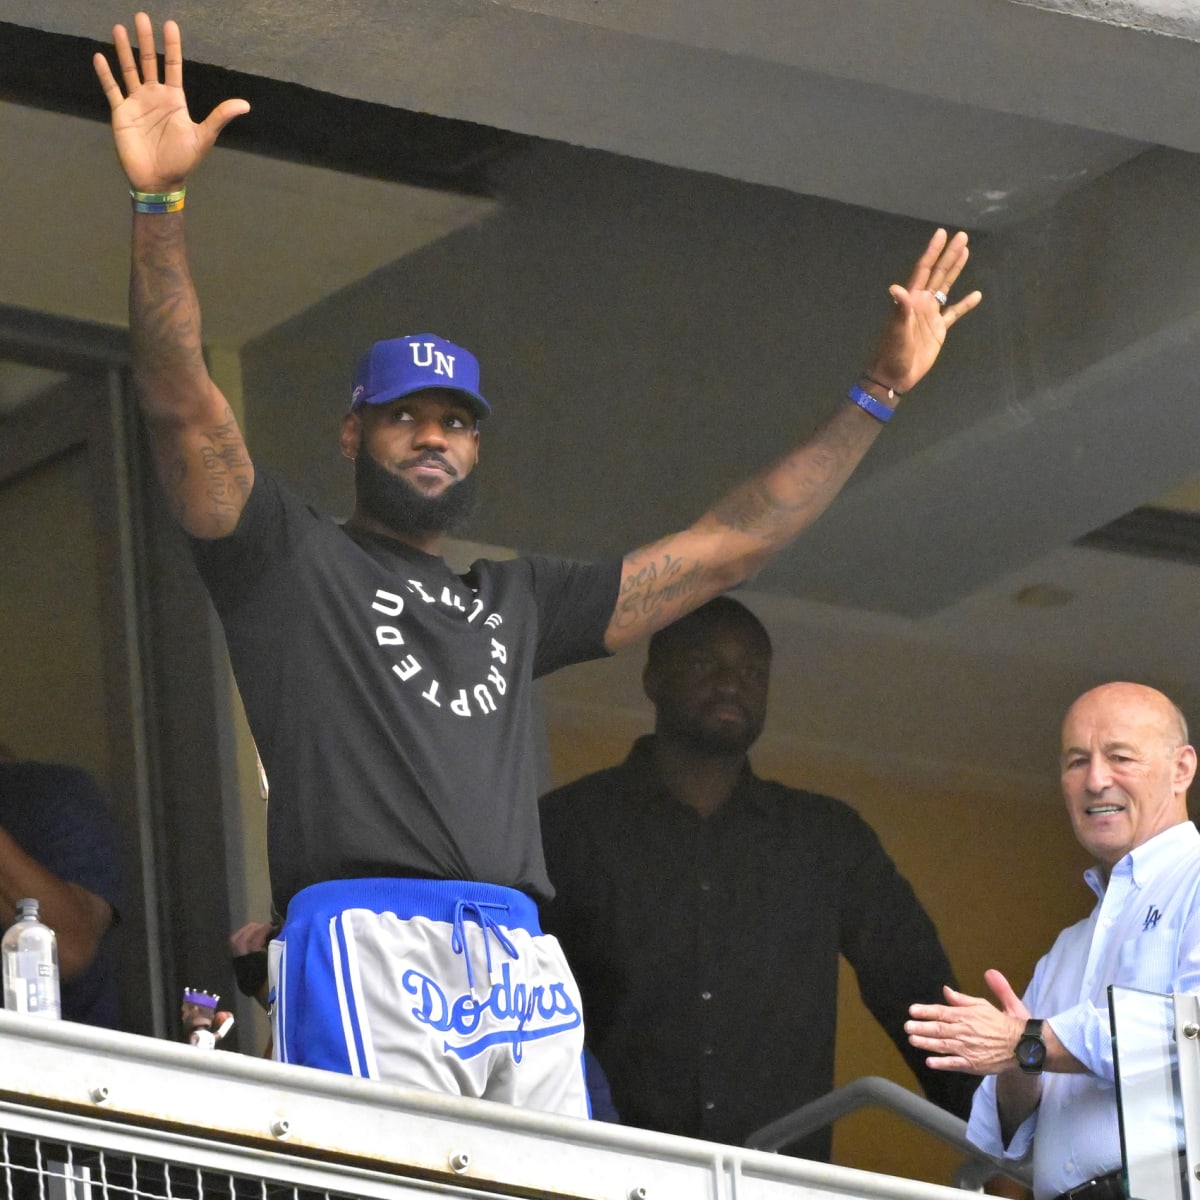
[701,991,712,1001]
[704,1101,715,1111]
[700,880,711,892]
[702,1045,714,1056]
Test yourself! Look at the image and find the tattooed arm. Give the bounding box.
[604,228,982,652]
[606,404,886,650]
[129,212,252,536]
[95,14,252,538]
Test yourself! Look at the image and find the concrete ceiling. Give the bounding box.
[4,0,1200,797]
[8,0,1194,230]
[0,104,496,345]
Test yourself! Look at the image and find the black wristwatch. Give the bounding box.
[1014,1019,1046,1074]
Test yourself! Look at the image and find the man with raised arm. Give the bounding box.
[95,13,980,1115]
[906,682,1200,1200]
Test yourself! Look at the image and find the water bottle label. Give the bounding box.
[13,980,59,1016]
[4,944,62,1018]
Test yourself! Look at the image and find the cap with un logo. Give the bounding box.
[349,334,490,418]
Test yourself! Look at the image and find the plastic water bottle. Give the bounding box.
[2,898,62,1019]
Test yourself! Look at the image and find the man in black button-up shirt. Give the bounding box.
[539,596,975,1159]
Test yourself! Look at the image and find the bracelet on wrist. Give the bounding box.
[847,382,894,424]
[130,186,186,215]
[860,373,903,400]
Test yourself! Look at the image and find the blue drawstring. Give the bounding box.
[451,900,519,990]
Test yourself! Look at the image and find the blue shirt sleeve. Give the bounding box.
[0,762,122,915]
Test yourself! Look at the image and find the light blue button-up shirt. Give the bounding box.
[966,821,1200,1200]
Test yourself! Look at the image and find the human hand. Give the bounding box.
[863,228,982,395]
[904,968,1028,1075]
[229,920,277,956]
[93,12,249,193]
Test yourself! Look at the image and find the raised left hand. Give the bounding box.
[865,228,983,395]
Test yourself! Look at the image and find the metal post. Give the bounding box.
[1173,992,1200,1200]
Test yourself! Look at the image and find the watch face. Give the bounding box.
[1016,1035,1046,1070]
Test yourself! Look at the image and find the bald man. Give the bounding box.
[905,683,1200,1200]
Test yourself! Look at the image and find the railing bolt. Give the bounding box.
[270,1117,291,1140]
[1185,1023,1200,1039]
[89,1085,109,1104]
[449,1151,470,1173]
[629,1189,649,1199]
[1193,1164,1200,1182]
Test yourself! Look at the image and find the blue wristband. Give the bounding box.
[847,382,894,424]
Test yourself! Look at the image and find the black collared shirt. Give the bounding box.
[539,737,976,1158]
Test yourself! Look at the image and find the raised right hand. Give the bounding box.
[93,12,249,193]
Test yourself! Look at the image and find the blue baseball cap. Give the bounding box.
[349,333,490,418]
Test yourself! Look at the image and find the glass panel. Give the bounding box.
[0,447,112,783]
[1110,985,1187,1200]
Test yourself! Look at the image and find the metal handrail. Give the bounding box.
[743,1075,1034,1192]
[0,1014,980,1200]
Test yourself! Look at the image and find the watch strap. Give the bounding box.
[1015,1018,1046,1074]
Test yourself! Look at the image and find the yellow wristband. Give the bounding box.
[130,187,186,214]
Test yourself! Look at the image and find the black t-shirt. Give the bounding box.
[191,470,619,914]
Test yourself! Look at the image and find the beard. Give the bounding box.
[683,717,763,757]
[663,706,765,757]
[354,448,479,538]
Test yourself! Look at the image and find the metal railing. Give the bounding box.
[0,1010,979,1200]
[744,1075,1033,1192]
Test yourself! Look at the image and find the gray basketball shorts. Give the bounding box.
[268,877,590,1117]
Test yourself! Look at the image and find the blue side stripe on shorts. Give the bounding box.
[331,912,370,1077]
